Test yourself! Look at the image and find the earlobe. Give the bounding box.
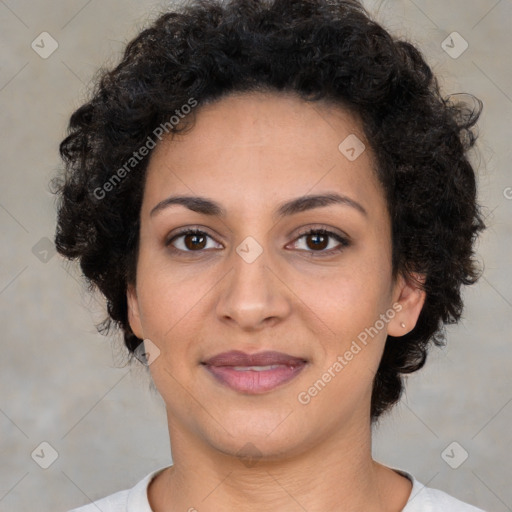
[126,284,144,339]
[388,272,426,337]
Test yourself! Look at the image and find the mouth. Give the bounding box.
[201,350,308,394]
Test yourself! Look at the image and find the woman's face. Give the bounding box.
[127,91,424,459]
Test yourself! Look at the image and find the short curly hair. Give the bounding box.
[53,0,485,422]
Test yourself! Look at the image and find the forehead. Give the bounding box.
[142,91,385,219]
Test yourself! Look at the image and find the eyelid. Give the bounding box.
[292,224,351,243]
[165,225,220,243]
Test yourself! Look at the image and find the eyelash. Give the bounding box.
[165,226,350,257]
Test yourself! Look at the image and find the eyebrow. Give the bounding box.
[149,192,367,219]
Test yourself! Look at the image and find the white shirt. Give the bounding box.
[68,466,486,511]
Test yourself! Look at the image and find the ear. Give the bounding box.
[126,283,144,339]
[387,272,426,337]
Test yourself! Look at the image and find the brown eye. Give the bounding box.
[183,232,207,250]
[291,228,350,256]
[166,229,221,253]
[305,232,329,250]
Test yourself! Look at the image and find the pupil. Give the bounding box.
[186,233,206,250]
[308,233,327,250]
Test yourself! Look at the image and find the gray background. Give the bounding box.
[0,0,511,510]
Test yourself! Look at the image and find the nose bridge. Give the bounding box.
[216,232,290,329]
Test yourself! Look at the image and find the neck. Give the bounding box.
[149,410,411,512]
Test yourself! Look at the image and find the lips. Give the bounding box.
[202,350,307,394]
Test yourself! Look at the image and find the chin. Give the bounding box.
[212,433,307,464]
[198,412,318,463]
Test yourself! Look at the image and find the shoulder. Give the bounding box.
[67,488,129,512]
[396,468,487,512]
[66,466,169,512]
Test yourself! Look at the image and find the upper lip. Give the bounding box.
[202,350,307,367]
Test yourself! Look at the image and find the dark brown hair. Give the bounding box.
[53,0,485,421]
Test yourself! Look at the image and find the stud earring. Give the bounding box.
[400,322,406,328]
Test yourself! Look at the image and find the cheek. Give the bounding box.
[292,254,391,340]
[135,247,205,335]
[134,259,217,373]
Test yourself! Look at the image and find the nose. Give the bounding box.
[215,243,292,332]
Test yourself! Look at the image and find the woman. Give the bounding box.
[54,0,486,510]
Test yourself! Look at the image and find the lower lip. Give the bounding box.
[203,363,306,394]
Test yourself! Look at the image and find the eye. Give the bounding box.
[289,227,350,256]
[166,228,222,253]
[165,226,350,257]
